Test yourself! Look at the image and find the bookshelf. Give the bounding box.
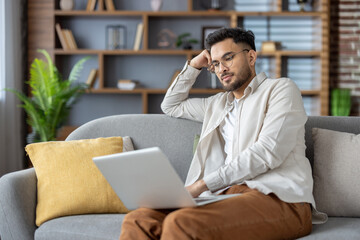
[28,0,329,125]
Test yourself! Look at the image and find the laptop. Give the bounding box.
[93,147,240,210]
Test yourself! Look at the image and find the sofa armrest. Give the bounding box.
[0,168,37,240]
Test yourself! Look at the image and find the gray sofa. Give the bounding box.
[1,114,360,240]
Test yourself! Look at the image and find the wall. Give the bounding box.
[330,0,360,116]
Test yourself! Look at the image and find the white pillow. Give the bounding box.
[312,128,360,217]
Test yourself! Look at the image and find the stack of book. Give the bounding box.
[117,80,138,90]
[55,23,78,50]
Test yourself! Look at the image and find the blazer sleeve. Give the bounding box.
[161,61,216,123]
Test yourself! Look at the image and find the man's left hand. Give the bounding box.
[185,180,209,198]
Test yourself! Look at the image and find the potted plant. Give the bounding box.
[176,33,199,50]
[331,88,352,116]
[5,49,89,143]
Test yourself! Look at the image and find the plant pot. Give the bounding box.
[331,88,351,116]
[182,42,193,50]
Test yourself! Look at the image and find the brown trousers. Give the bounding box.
[119,185,312,240]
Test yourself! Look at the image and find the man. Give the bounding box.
[120,28,326,240]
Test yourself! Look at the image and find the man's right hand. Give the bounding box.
[189,50,212,70]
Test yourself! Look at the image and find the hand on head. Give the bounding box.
[189,50,212,70]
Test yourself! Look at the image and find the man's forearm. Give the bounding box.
[160,61,205,121]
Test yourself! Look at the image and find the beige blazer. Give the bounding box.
[161,62,327,224]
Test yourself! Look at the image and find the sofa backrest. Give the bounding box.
[67,114,360,181]
[67,114,202,182]
[304,116,360,168]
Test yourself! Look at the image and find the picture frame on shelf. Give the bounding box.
[202,26,222,49]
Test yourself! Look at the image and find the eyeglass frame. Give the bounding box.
[207,49,250,74]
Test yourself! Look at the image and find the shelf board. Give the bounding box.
[54,10,324,17]
[54,49,199,55]
[54,49,321,56]
[258,50,322,57]
[87,88,320,96]
[87,88,224,94]
[301,90,321,95]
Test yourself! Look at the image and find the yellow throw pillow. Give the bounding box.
[25,136,133,226]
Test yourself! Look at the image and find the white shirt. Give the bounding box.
[161,61,328,224]
[220,98,241,165]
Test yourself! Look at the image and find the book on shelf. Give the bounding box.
[117,80,139,90]
[168,69,181,87]
[86,0,115,11]
[86,69,98,88]
[97,0,104,11]
[55,23,70,50]
[86,0,97,11]
[133,23,144,51]
[62,29,78,50]
[105,0,115,11]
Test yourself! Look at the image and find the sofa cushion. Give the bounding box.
[298,217,360,239]
[312,128,360,217]
[26,137,133,226]
[35,214,126,240]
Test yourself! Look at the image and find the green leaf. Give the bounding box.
[5,50,90,142]
[68,56,91,83]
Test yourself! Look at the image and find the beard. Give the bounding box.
[220,65,253,92]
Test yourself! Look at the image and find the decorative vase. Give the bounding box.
[150,0,163,12]
[200,0,226,10]
[59,0,74,11]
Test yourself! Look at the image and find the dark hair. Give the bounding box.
[205,27,256,51]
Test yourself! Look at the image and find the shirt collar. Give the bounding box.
[225,72,268,106]
[246,72,267,95]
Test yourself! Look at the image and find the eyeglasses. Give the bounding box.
[208,49,250,74]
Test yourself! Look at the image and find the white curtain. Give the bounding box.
[0,0,25,176]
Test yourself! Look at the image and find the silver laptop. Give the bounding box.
[93,147,239,210]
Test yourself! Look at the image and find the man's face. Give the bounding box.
[210,38,254,93]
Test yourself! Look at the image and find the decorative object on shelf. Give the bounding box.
[261,41,282,52]
[331,88,352,116]
[297,0,308,12]
[117,80,139,90]
[261,17,281,52]
[4,50,90,143]
[60,0,74,10]
[106,25,126,50]
[157,29,177,49]
[176,33,199,50]
[202,26,222,49]
[201,0,226,10]
[150,0,163,11]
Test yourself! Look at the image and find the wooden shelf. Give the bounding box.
[54,49,322,57]
[87,88,224,94]
[87,88,321,96]
[54,10,324,17]
[54,49,200,55]
[27,0,329,116]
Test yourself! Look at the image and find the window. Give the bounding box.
[0,0,5,101]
